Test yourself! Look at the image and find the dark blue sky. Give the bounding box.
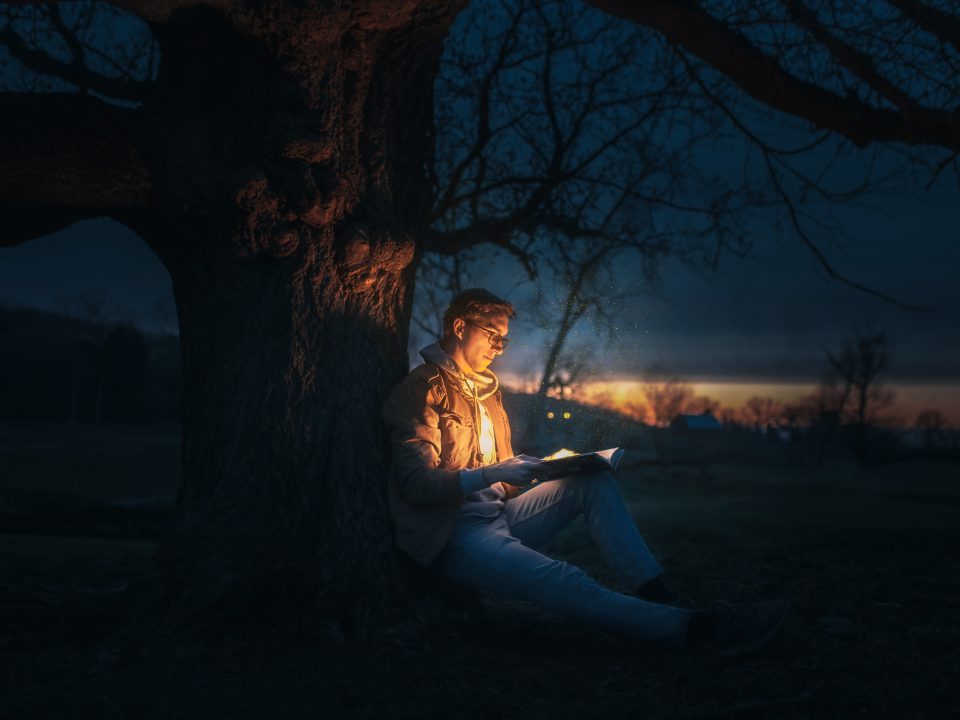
[404,174,960,385]
[4,174,952,386]
[0,219,176,333]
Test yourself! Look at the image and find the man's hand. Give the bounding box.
[482,456,548,488]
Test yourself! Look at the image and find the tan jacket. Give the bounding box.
[382,346,517,566]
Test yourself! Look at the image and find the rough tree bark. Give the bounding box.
[0,0,465,632]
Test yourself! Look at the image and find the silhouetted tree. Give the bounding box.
[642,371,694,427]
[915,409,948,451]
[741,396,785,431]
[718,406,741,427]
[803,364,856,465]
[686,395,721,417]
[827,330,895,465]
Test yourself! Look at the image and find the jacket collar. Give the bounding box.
[420,341,499,401]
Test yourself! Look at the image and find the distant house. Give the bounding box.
[670,412,721,431]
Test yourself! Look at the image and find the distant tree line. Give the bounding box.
[0,306,180,424]
[579,330,956,466]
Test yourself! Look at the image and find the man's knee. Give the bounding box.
[547,472,620,511]
[585,471,619,496]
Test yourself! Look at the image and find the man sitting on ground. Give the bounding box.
[383,288,789,654]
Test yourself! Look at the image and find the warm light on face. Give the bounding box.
[455,312,510,374]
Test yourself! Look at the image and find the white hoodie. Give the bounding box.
[419,342,507,518]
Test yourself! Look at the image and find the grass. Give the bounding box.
[0,421,180,504]
[1,426,958,719]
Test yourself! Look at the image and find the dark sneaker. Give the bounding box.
[633,576,702,610]
[706,599,791,656]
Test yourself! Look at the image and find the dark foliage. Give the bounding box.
[0,306,180,423]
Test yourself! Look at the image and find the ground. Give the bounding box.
[2,424,959,719]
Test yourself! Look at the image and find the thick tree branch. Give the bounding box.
[2,0,225,24]
[886,0,960,55]
[585,0,960,151]
[0,20,147,101]
[426,219,512,254]
[0,93,150,246]
[424,220,538,278]
[781,0,915,111]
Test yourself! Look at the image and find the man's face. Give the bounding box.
[454,312,510,374]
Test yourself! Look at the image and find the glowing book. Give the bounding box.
[539,447,625,480]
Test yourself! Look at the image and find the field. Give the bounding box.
[2,424,959,719]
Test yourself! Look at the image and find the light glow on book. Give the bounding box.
[543,448,577,461]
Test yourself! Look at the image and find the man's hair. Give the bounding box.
[442,288,516,339]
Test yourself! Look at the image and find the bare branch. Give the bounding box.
[424,218,540,279]
[2,0,224,24]
[0,16,147,101]
[585,0,960,151]
[676,49,932,310]
[431,3,526,217]
[763,150,931,311]
[781,0,915,111]
[886,0,960,55]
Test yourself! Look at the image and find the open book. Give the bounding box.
[538,447,625,480]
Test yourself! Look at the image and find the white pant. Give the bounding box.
[434,472,692,646]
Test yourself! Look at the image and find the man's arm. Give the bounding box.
[382,375,467,505]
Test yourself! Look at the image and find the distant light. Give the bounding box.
[546,412,555,419]
[563,411,572,419]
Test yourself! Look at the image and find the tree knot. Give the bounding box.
[336,223,415,289]
[233,167,333,258]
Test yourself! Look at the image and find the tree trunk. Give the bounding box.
[0,0,465,634]
[157,235,417,631]
[855,383,868,466]
[122,0,467,633]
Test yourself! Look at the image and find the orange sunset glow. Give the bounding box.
[499,375,960,427]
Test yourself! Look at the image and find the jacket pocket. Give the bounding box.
[438,412,474,469]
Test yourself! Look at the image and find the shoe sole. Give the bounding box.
[713,599,792,657]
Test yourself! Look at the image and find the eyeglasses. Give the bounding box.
[464,318,511,349]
